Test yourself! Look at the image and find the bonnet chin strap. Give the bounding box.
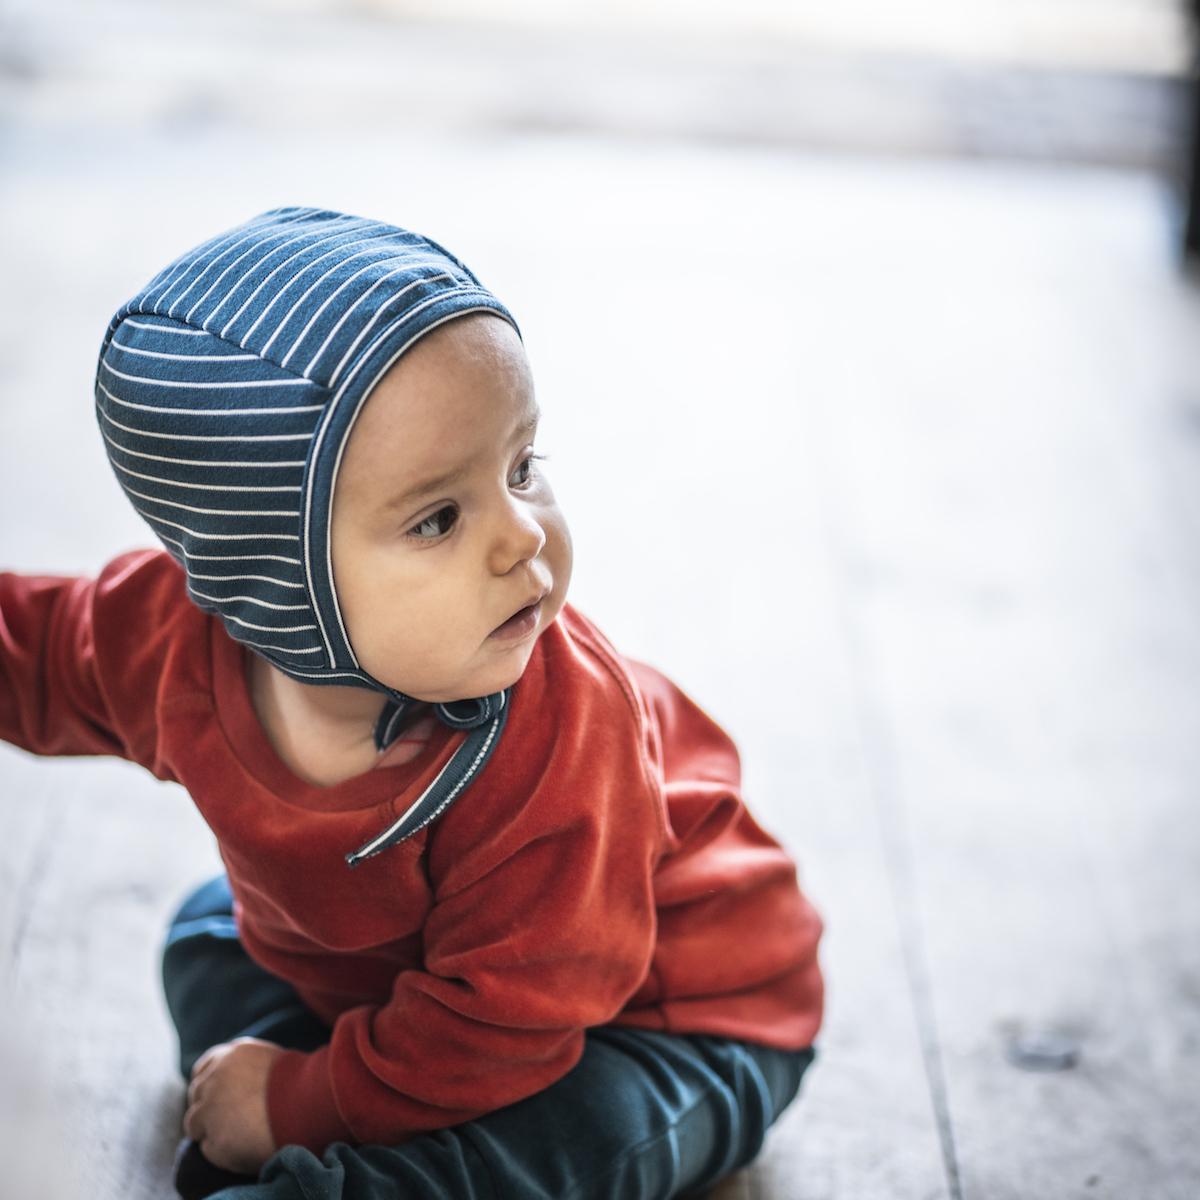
[345,690,510,868]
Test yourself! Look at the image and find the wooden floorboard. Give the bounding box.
[804,209,1200,1197]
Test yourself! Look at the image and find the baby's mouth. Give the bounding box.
[488,596,545,641]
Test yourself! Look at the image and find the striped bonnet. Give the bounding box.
[94,206,519,863]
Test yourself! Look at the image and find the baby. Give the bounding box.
[0,207,824,1200]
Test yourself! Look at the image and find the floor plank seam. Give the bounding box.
[809,394,966,1200]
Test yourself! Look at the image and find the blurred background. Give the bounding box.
[2,1,1199,1197]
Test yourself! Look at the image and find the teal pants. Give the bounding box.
[162,875,816,1200]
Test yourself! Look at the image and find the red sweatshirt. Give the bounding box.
[0,548,824,1153]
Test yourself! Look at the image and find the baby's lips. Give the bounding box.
[505,584,549,627]
[489,596,545,640]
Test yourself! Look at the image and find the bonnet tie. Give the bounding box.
[348,690,511,869]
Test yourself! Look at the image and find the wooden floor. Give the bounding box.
[2,5,1200,1198]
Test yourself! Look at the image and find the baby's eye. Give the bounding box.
[407,504,458,540]
[510,452,546,489]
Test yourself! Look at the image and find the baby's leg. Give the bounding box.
[161,874,818,1200]
[161,874,330,1078]
[212,1027,816,1200]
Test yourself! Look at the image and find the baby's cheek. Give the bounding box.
[544,508,573,583]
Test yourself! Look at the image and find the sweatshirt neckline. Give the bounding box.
[209,618,458,812]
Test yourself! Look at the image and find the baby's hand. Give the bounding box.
[184,1037,282,1175]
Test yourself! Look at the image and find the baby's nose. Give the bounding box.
[488,501,546,575]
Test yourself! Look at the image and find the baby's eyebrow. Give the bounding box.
[377,406,540,515]
[379,464,469,514]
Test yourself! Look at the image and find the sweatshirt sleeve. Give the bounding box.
[0,549,183,775]
[265,629,667,1152]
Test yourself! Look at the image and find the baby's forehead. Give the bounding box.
[379,310,530,384]
[365,315,535,429]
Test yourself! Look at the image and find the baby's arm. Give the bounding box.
[0,548,179,770]
[0,567,128,758]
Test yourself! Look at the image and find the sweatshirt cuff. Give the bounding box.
[266,1045,354,1153]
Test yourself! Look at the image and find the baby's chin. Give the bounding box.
[382,643,540,705]
[465,643,541,699]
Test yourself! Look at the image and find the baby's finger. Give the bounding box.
[190,1063,209,1084]
[182,1099,206,1143]
[191,1046,221,1078]
[186,1071,207,1109]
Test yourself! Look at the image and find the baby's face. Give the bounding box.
[330,313,572,703]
